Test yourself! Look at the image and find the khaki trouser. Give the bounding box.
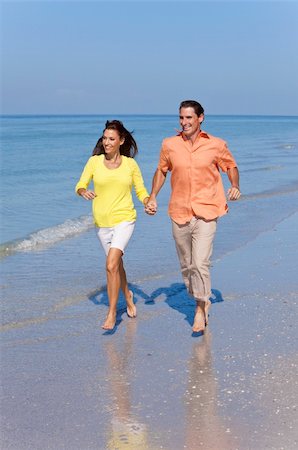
[172,217,217,303]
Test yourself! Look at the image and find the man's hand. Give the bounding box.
[227,186,241,201]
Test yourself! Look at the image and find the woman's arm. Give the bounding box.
[75,158,97,200]
[131,159,150,203]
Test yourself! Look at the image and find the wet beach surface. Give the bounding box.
[1,213,298,449]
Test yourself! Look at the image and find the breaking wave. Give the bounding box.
[241,182,298,201]
[1,181,298,259]
[0,215,94,258]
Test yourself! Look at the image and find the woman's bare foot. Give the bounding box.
[101,311,117,330]
[204,299,212,326]
[192,303,206,333]
[126,290,137,318]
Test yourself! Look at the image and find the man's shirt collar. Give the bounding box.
[179,130,210,141]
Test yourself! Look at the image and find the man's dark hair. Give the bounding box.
[179,100,204,117]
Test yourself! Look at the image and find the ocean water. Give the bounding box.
[1,114,298,327]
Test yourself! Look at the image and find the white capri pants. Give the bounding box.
[96,221,135,256]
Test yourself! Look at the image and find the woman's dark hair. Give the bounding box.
[92,120,138,158]
[179,100,204,117]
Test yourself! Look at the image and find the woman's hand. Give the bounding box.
[77,188,97,200]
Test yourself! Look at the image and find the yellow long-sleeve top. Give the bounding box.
[75,154,149,227]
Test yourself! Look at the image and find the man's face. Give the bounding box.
[179,107,204,140]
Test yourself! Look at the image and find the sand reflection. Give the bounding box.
[103,320,148,450]
[185,330,234,449]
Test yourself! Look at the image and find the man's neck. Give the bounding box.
[183,129,201,145]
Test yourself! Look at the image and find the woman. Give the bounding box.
[76,120,149,330]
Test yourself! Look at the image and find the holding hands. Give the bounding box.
[144,196,157,215]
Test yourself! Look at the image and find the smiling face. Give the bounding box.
[179,107,204,141]
[102,129,124,156]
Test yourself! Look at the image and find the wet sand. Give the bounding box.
[1,213,298,449]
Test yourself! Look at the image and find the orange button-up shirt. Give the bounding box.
[158,131,238,224]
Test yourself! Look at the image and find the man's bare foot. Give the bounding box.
[126,290,137,318]
[204,299,212,326]
[101,311,116,330]
[192,303,206,333]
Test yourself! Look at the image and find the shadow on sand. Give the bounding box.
[88,282,224,336]
[88,283,152,335]
[150,283,224,337]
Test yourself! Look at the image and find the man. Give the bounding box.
[146,100,241,333]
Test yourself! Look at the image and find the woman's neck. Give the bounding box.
[105,151,121,162]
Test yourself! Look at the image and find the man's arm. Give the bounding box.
[227,167,241,200]
[145,168,167,214]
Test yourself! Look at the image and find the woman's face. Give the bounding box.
[102,129,124,155]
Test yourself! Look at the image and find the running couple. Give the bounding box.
[75,100,241,332]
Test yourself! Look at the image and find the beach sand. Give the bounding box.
[1,213,298,450]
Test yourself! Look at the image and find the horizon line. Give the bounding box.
[1,113,298,118]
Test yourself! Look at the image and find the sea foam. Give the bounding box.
[0,215,93,258]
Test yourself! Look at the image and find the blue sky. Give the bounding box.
[1,1,298,115]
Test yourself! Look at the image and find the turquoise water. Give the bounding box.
[1,115,298,326]
[1,114,298,247]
